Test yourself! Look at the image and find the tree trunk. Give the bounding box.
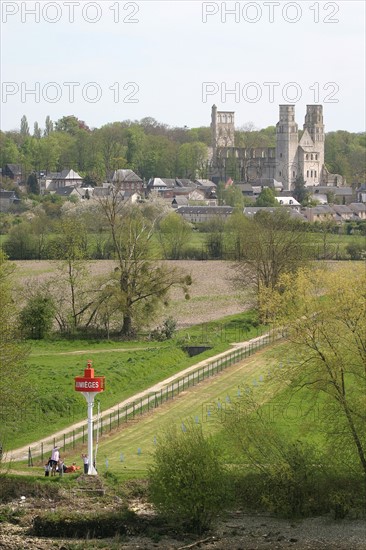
[122,314,132,336]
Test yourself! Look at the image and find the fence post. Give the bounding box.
[41,442,44,462]
[63,433,66,451]
[82,425,85,443]
[72,430,75,449]
[28,447,33,467]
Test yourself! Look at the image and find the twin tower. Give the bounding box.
[210,104,338,190]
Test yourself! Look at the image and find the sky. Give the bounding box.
[1,0,365,133]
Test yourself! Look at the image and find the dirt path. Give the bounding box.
[6,334,272,463]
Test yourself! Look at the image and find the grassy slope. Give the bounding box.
[3,312,264,450]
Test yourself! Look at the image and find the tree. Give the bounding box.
[178,142,208,179]
[20,294,55,339]
[227,210,310,298]
[261,265,366,500]
[293,174,310,205]
[256,187,277,207]
[33,121,41,139]
[96,192,191,336]
[44,115,54,136]
[202,215,226,259]
[0,251,30,448]
[3,222,38,260]
[50,215,92,332]
[20,115,30,137]
[157,212,192,259]
[0,131,20,166]
[55,115,87,135]
[27,172,40,194]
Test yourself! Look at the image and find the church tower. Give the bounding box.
[303,105,325,182]
[211,104,235,153]
[275,105,299,190]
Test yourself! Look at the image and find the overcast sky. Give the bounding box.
[1,1,365,133]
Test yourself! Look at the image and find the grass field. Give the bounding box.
[8,336,362,495]
[10,342,304,477]
[2,311,266,450]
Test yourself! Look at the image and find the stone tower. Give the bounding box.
[302,105,325,183]
[275,105,299,190]
[211,104,235,154]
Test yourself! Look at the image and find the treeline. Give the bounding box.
[1,115,365,185]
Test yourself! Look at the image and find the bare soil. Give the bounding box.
[1,486,365,550]
[14,260,253,328]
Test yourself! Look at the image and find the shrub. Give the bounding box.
[150,317,177,341]
[20,294,56,339]
[148,423,230,534]
[261,442,322,517]
[346,242,366,260]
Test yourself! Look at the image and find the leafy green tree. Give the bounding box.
[256,187,277,206]
[217,183,245,207]
[203,215,226,259]
[223,391,325,517]
[261,265,366,499]
[33,121,41,139]
[27,173,40,195]
[293,174,310,205]
[227,210,310,297]
[178,142,208,179]
[49,215,92,332]
[3,222,38,259]
[96,192,191,336]
[20,294,55,339]
[20,115,30,137]
[157,212,192,259]
[0,251,30,448]
[126,126,145,173]
[44,115,54,136]
[0,131,20,166]
[55,115,88,135]
[148,423,229,533]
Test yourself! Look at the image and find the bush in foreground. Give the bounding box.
[148,423,230,534]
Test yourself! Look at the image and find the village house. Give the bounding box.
[2,164,22,183]
[0,189,21,212]
[40,169,83,192]
[275,196,301,210]
[111,169,144,193]
[348,202,366,220]
[175,205,233,223]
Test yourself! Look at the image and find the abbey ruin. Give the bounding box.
[210,104,343,190]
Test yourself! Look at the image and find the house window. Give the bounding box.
[311,154,313,160]
[307,170,309,177]
[293,171,295,177]
[280,153,282,158]
[315,170,317,177]
[315,154,318,160]
[306,154,309,160]
[311,170,313,177]
[279,171,282,177]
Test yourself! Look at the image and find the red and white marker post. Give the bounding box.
[75,360,105,475]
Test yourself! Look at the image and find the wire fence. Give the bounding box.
[20,328,285,464]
